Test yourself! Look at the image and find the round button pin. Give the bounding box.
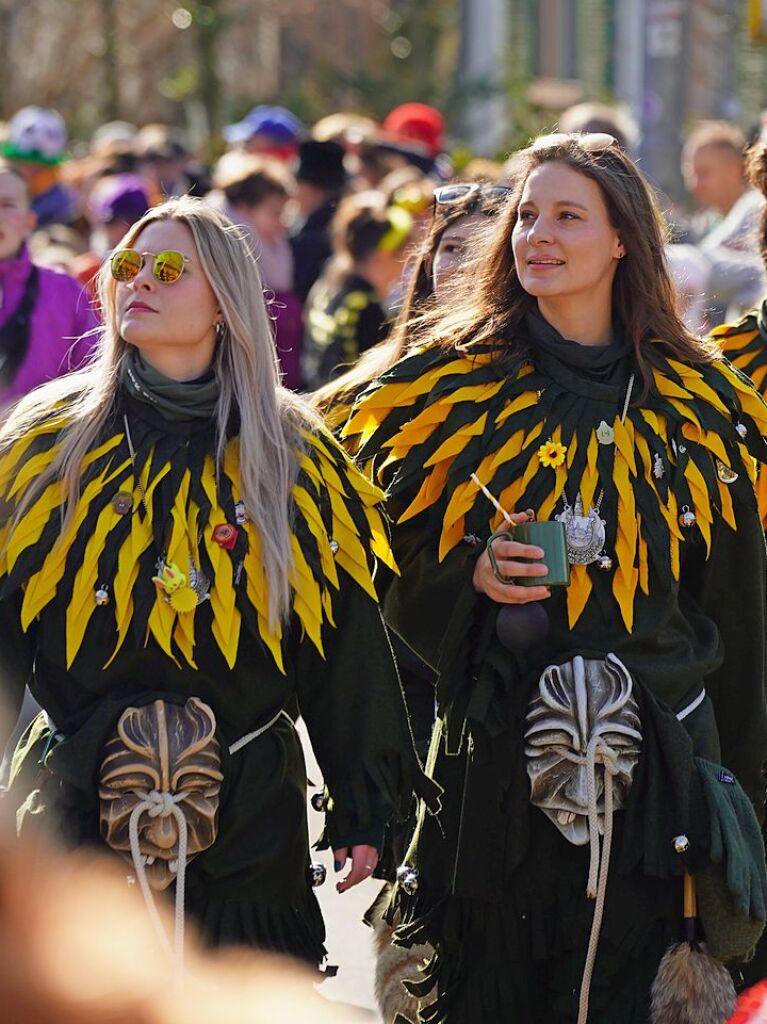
[112,491,134,515]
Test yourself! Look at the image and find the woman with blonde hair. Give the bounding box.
[345,134,767,1022]
[0,196,437,966]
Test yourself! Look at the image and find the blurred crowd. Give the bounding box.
[0,96,766,409]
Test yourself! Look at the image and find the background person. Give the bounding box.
[211,153,303,388]
[0,106,76,226]
[681,120,765,325]
[301,192,412,391]
[290,140,348,303]
[0,161,96,407]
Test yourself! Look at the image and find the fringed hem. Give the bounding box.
[185,886,327,967]
[316,753,442,851]
[388,882,678,1022]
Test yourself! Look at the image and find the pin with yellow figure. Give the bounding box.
[152,561,199,613]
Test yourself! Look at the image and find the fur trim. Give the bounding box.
[369,884,435,1024]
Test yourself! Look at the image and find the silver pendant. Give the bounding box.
[653,453,665,479]
[596,420,615,445]
[715,459,738,484]
[555,494,607,565]
[736,422,748,439]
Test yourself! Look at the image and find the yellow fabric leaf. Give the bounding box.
[683,459,713,554]
[567,564,592,628]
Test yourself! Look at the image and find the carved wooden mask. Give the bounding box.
[99,698,224,890]
[524,653,642,846]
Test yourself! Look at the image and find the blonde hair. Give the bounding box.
[0,196,313,626]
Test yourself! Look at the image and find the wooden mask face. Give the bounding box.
[524,654,642,846]
[99,698,224,890]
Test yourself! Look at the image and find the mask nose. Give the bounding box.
[564,764,601,811]
[146,814,178,851]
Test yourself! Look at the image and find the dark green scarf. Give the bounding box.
[122,346,219,421]
[525,306,630,383]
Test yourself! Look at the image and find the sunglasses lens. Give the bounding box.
[110,249,143,282]
[153,250,185,283]
[434,184,474,205]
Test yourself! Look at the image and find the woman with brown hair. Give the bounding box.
[311,184,512,423]
[312,184,511,1024]
[344,134,767,1023]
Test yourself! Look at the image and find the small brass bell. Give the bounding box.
[310,791,328,813]
[678,505,696,529]
[309,862,327,887]
[94,586,110,606]
[329,539,340,554]
[396,864,419,896]
[736,422,748,439]
[673,834,690,854]
[597,554,613,572]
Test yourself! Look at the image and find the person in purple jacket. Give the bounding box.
[0,162,96,408]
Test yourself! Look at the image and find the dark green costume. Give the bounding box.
[345,322,767,1022]
[0,367,437,965]
[711,302,767,526]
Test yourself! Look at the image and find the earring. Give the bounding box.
[215,321,225,339]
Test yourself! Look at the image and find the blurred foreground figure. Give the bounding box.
[0,833,358,1024]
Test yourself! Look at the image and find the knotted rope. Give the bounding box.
[577,734,620,1024]
[128,789,190,970]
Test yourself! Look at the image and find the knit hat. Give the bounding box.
[89,174,150,226]
[224,106,303,147]
[1,106,68,165]
[295,140,346,191]
[382,103,444,158]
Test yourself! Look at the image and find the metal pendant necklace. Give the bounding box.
[555,372,635,572]
[123,413,211,611]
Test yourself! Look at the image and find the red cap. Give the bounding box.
[382,103,444,157]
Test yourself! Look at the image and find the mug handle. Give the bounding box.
[486,530,517,585]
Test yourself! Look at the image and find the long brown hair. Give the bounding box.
[310,191,502,413]
[407,136,718,388]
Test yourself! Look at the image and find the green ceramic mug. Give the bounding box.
[487,520,571,588]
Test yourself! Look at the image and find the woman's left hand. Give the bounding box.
[333,844,379,893]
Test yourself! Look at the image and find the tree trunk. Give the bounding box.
[101,0,120,121]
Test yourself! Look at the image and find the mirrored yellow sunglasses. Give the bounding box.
[110,248,190,284]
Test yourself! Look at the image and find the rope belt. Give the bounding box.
[577,736,620,1024]
[127,708,287,968]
